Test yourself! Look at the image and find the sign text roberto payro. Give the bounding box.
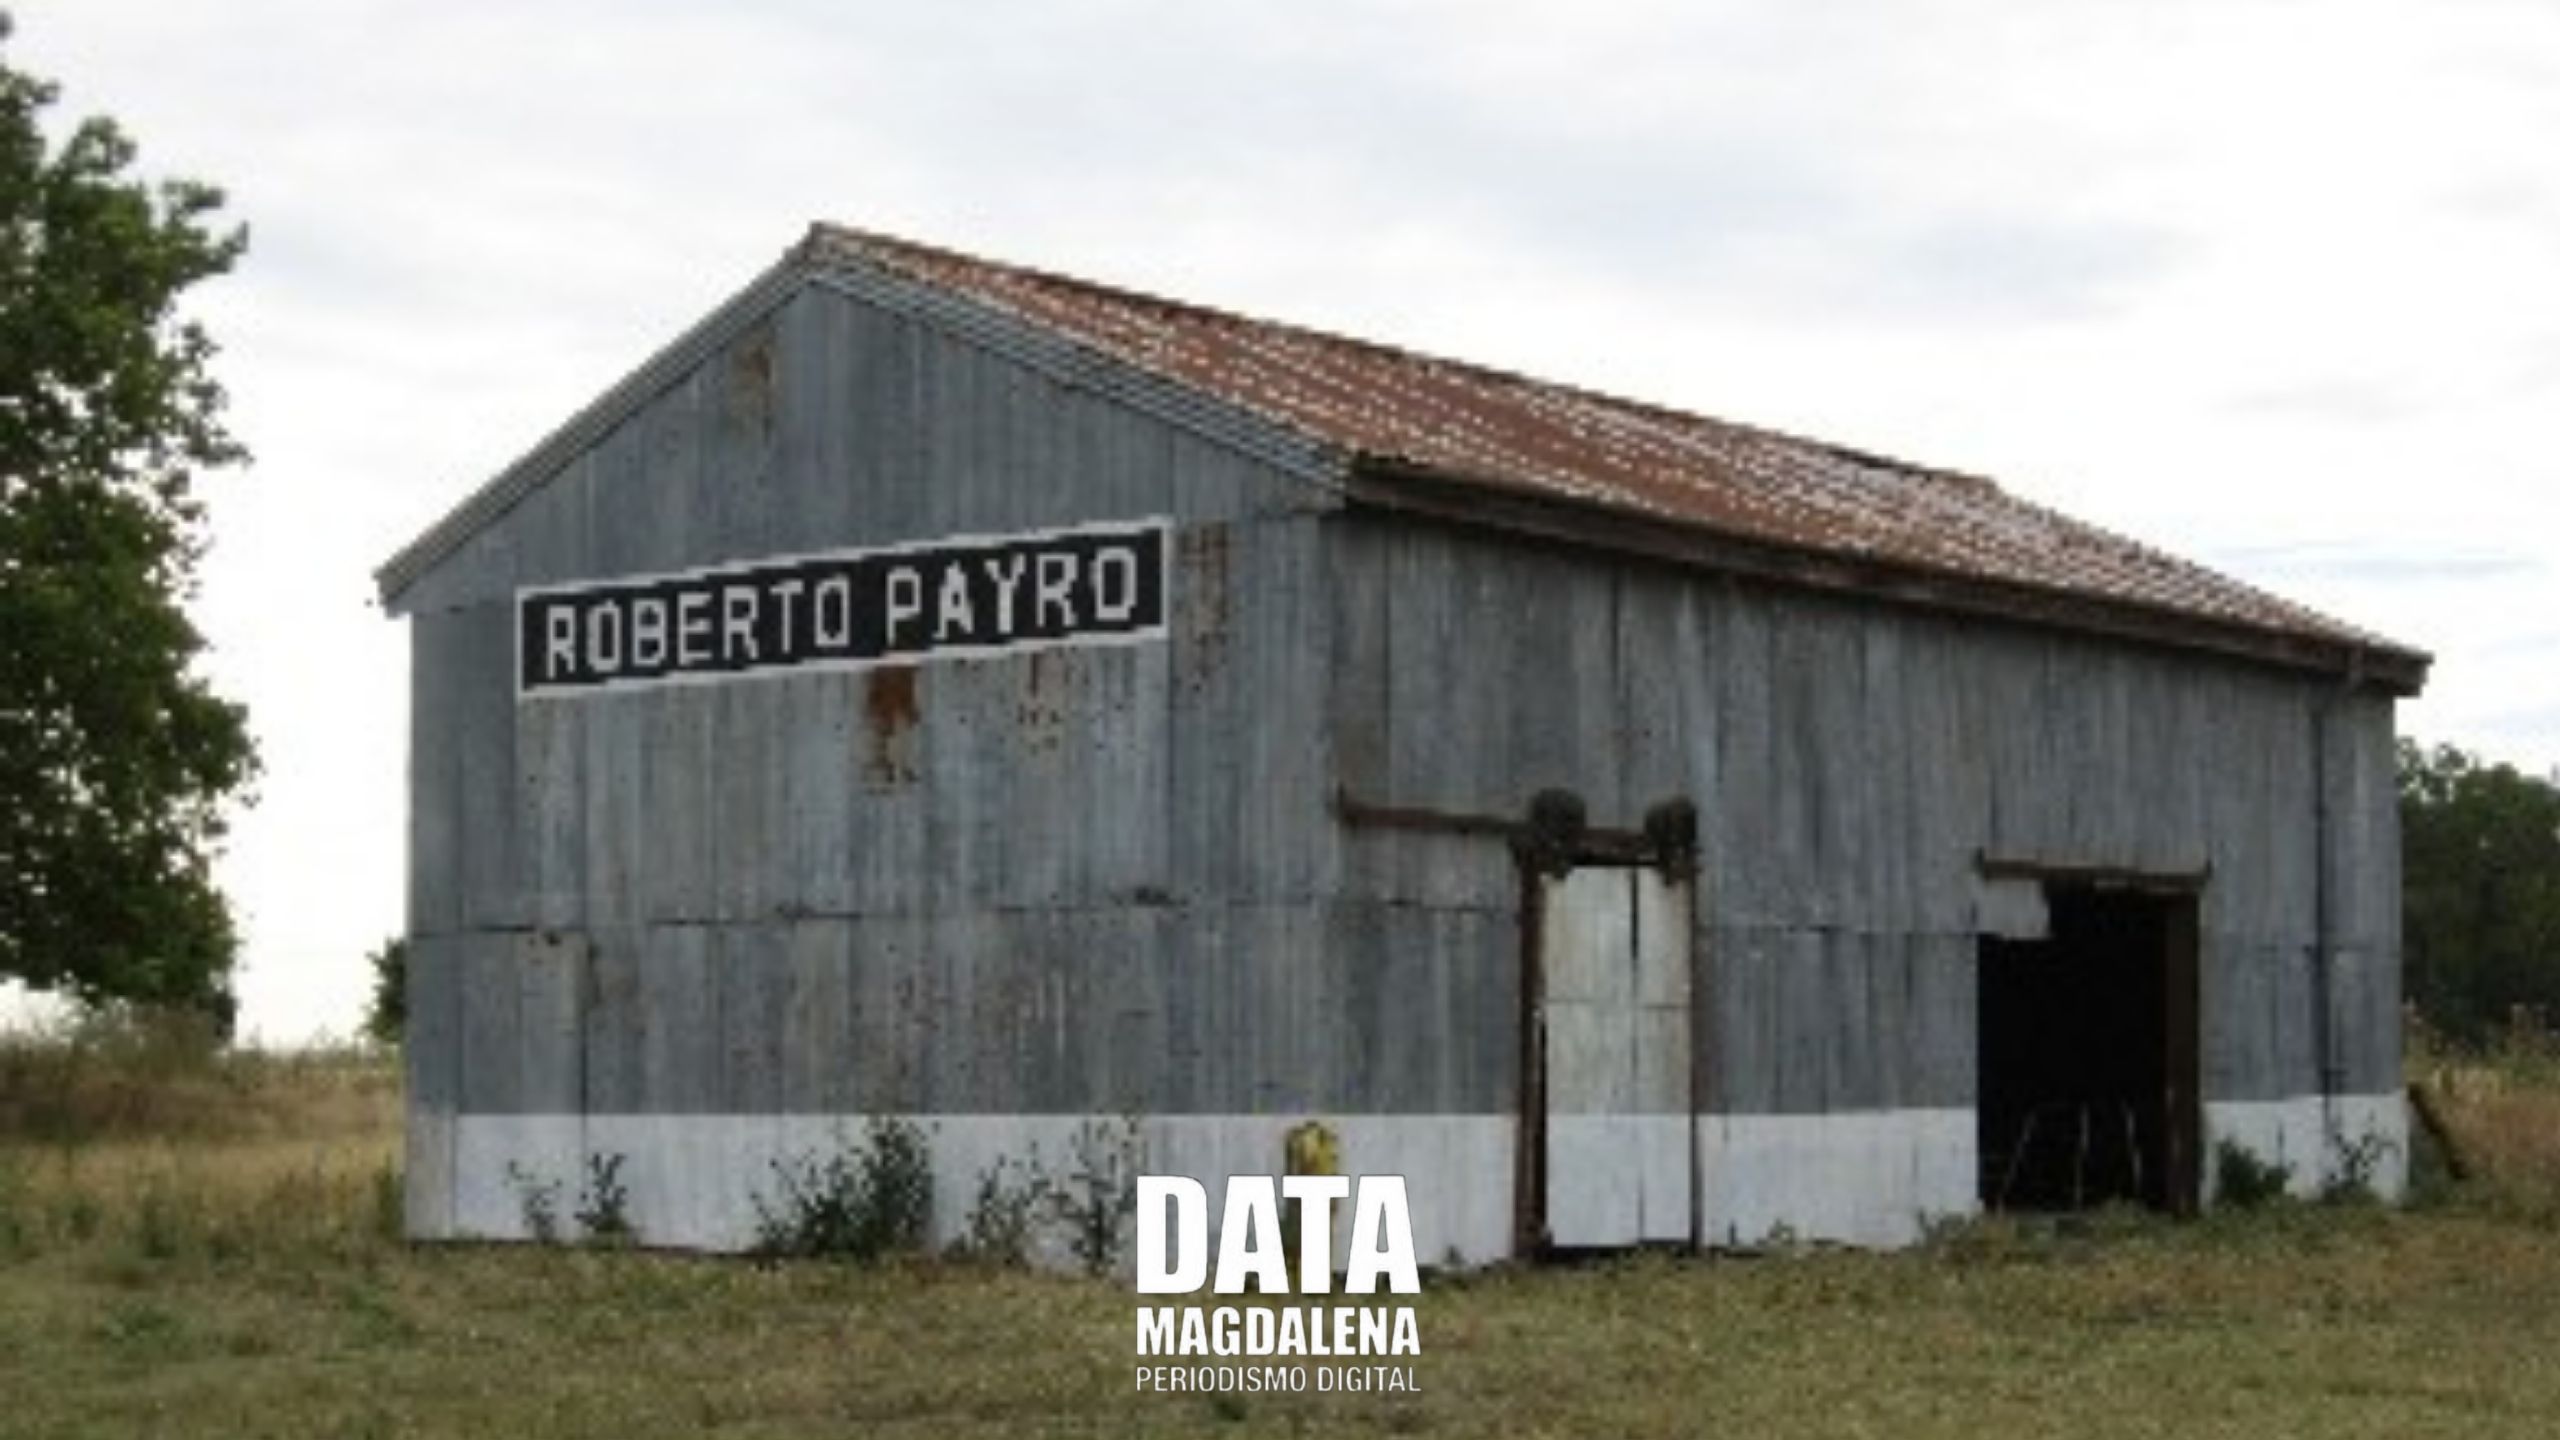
[1132,1176,1423,1396]
[515,517,1169,698]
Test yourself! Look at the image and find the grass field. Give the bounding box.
[5,1020,2560,1438]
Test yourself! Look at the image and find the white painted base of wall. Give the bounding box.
[418,1107,1975,1259]
[2203,1092,2408,1202]
[419,1112,1518,1265]
[411,1093,2409,1261]
[1699,1109,1978,1249]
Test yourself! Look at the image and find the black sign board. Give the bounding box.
[517,518,1170,698]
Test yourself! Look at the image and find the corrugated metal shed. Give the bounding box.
[383,224,2423,1258]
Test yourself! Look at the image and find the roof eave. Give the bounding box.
[1342,456,2431,698]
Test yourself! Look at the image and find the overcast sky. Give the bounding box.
[12,0,2557,1042]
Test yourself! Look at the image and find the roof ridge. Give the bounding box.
[802,223,1998,495]
[795,221,2417,679]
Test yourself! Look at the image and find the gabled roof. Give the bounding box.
[381,223,2428,693]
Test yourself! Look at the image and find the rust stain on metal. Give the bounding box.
[864,664,921,785]
[802,224,2419,674]
[1174,523,1231,693]
[1016,650,1065,755]
[724,324,777,436]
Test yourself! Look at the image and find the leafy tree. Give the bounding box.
[363,936,406,1045]
[0,12,255,1024]
[2398,739,2560,1043]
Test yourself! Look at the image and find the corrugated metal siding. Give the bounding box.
[1320,515,2404,1116]
[407,282,1488,1128]
[401,239,2408,1250]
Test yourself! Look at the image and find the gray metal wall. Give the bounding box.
[400,270,2404,1242]
[1321,516,2403,1116]
[403,281,1358,1141]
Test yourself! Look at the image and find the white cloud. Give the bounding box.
[13,0,2557,1039]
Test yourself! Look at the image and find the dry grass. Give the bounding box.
[0,1020,400,1270]
[2430,1077,2560,1211]
[4,1025,2560,1438]
[2411,1017,2560,1215]
[0,1011,394,1145]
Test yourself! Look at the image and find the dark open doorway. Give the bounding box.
[1978,883,2200,1214]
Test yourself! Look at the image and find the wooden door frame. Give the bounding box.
[1973,854,2207,1217]
[1512,796,1701,1255]
[2162,893,2202,1217]
[1328,786,1698,1258]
